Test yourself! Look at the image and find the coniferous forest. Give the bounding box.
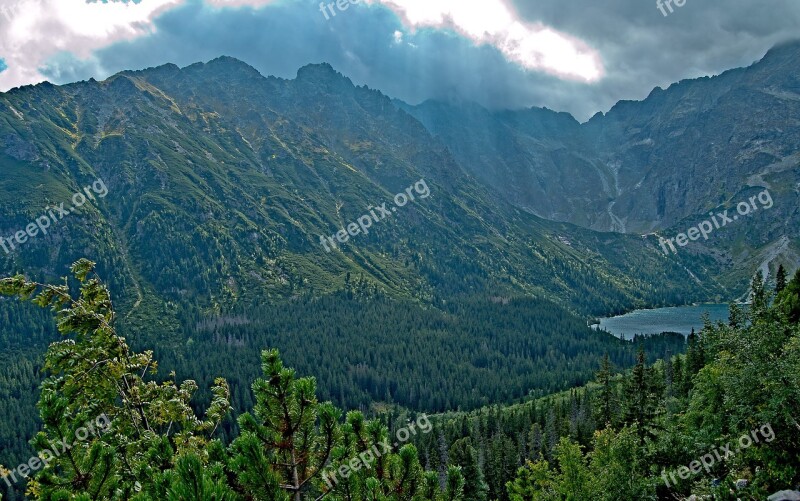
[0,260,797,500]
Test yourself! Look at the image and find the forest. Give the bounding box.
[0,260,797,500]
[0,269,686,482]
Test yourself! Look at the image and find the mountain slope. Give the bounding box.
[400,41,800,288]
[0,58,725,324]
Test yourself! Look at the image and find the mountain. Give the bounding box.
[0,56,726,320]
[400,41,800,289]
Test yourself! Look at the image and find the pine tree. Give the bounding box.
[527,423,544,462]
[671,355,685,398]
[229,349,339,501]
[728,301,744,329]
[621,347,656,443]
[685,329,705,377]
[0,260,466,501]
[507,460,555,501]
[750,270,770,322]
[0,260,234,499]
[663,350,674,399]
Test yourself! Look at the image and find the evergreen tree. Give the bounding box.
[685,329,705,377]
[0,259,233,499]
[551,438,592,500]
[506,460,555,501]
[527,423,544,462]
[776,264,788,294]
[0,261,463,501]
[728,301,744,329]
[229,349,339,501]
[594,354,615,427]
[449,438,488,501]
[750,270,770,322]
[621,347,656,443]
[775,268,800,323]
[663,350,674,399]
[671,355,685,398]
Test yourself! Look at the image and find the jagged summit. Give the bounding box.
[296,62,339,78]
[294,62,354,90]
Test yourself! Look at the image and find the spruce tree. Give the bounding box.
[594,354,615,427]
[621,347,656,443]
[449,438,488,501]
[776,264,788,294]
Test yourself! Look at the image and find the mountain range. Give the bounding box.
[3,51,755,322]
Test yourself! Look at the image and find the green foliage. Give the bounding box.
[775,267,800,323]
[229,348,339,500]
[448,439,487,501]
[0,261,462,500]
[403,271,800,501]
[594,354,614,427]
[0,61,729,478]
[776,264,788,294]
[0,260,232,499]
[2,260,798,500]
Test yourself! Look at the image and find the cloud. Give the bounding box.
[3,0,800,122]
[370,0,604,82]
[205,0,276,7]
[1,0,604,92]
[0,0,184,90]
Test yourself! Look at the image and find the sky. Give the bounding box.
[0,0,799,121]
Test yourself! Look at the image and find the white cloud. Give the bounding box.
[205,0,276,7]
[0,0,606,93]
[0,0,184,91]
[369,0,604,82]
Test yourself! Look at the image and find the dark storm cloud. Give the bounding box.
[511,0,800,119]
[38,0,800,121]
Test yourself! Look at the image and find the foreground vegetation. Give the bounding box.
[0,261,798,499]
[0,260,463,500]
[419,266,800,500]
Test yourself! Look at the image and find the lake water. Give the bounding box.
[594,304,731,339]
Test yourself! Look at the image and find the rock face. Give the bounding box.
[768,491,800,501]
[1,133,38,162]
[400,42,800,281]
